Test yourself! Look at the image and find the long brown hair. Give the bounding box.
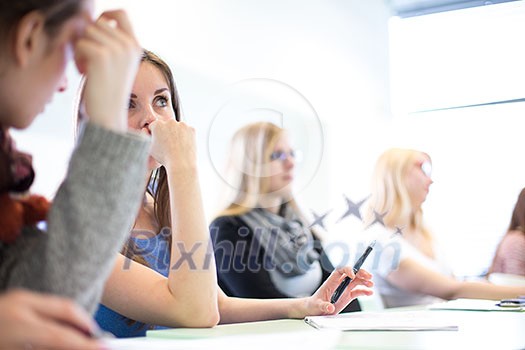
[489,188,525,274]
[0,0,82,243]
[76,49,182,267]
[122,50,182,266]
[112,50,181,329]
[508,188,525,233]
[0,0,83,46]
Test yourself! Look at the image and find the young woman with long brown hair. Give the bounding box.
[88,50,373,338]
[0,1,146,348]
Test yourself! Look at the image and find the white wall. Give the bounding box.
[93,0,391,221]
[13,0,524,277]
[22,0,388,221]
[385,1,525,276]
[390,1,525,114]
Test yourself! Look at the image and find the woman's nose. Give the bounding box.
[142,106,158,132]
[283,156,295,169]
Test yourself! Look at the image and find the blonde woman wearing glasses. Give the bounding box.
[363,148,525,308]
[77,53,372,338]
[210,122,361,312]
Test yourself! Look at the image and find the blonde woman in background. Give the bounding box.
[82,52,373,337]
[210,122,362,312]
[363,148,525,308]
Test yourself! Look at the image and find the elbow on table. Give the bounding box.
[175,304,220,328]
[195,306,220,328]
[434,280,463,301]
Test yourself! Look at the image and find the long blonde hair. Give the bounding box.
[365,148,431,239]
[216,122,298,217]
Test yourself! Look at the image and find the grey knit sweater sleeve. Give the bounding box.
[0,122,150,314]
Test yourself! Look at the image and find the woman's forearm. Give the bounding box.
[452,281,525,301]
[392,258,525,302]
[218,291,304,324]
[166,165,219,324]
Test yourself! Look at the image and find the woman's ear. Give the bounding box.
[12,11,46,67]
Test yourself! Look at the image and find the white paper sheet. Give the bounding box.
[104,329,341,350]
[304,311,458,331]
[427,298,524,312]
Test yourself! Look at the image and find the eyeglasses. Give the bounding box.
[420,160,432,178]
[269,150,302,162]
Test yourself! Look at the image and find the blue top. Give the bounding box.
[95,230,171,338]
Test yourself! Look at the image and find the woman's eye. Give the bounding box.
[128,99,135,109]
[155,96,168,107]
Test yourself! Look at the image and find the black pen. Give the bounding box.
[330,240,376,304]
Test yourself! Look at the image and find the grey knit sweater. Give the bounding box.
[0,122,150,314]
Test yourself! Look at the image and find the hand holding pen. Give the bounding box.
[297,267,373,318]
[331,240,376,304]
[298,254,373,318]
